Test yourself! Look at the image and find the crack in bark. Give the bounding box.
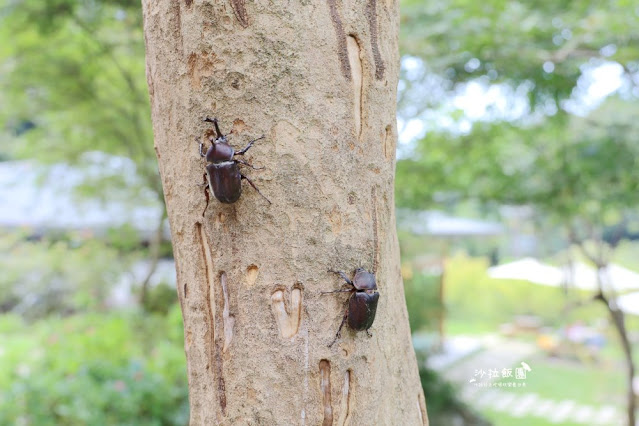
[326,0,351,80]
[319,360,333,426]
[365,0,385,80]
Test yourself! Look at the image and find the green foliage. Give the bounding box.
[397,98,639,238]
[0,307,188,425]
[404,272,442,333]
[105,224,145,252]
[417,353,491,425]
[0,233,131,318]
[0,0,159,197]
[444,254,603,329]
[396,1,639,248]
[142,283,178,315]
[400,0,638,104]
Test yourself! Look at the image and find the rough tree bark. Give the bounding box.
[142,0,428,424]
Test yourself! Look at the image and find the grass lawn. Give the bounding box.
[445,318,501,336]
[476,352,627,425]
[482,409,589,426]
[498,353,625,406]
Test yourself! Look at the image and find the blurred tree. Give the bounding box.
[396,1,639,422]
[399,0,638,114]
[0,0,164,304]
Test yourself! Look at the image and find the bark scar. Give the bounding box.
[336,369,352,426]
[383,124,393,160]
[230,0,250,28]
[346,36,363,139]
[220,272,235,352]
[418,390,428,425]
[319,360,333,426]
[197,223,227,416]
[172,0,184,55]
[365,0,385,80]
[327,0,351,80]
[271,284,303,338]
[371,186,379,274]
[246,264,259,286]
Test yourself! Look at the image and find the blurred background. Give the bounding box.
[1,0,638,425]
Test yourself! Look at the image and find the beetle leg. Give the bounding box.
[197,138,206,157]
[201,173,210,217]
[196,173,208,187]
[366,330,373,338]
[328,309,349,348]
[321,289,353,295]
[234,159,264,170]
[241,174,272,204]
[328,270,354,286]
[235,135,265,155]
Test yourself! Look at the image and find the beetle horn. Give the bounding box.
[203,116,224,139]
[213,119,223,139]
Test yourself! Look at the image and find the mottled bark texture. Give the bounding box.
[142,0,428,424]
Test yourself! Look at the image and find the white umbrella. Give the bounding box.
[488,258,639,315]
[559,262,639,292]
[617,292,639,316]
[487,258,564,286]
[489,258,639,292]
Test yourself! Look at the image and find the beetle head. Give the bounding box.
[205,137,235,162]
[353,268,377,291]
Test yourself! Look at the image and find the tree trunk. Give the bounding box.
[595,267,636,426]
[142,1,427,424]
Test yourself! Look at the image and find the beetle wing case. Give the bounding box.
[348,291,380,331]
[207,162,242,203]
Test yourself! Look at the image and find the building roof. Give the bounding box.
[0,157,163,236]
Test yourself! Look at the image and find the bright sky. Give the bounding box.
[397,58,626,145]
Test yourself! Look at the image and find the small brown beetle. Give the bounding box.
[323,268,380,347]
[198,117,270,215]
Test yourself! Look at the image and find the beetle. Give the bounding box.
[323,268,380,347]
[198,116,270,215]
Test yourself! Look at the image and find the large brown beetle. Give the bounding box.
[323,268,380,347]
[198,117,270,215]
